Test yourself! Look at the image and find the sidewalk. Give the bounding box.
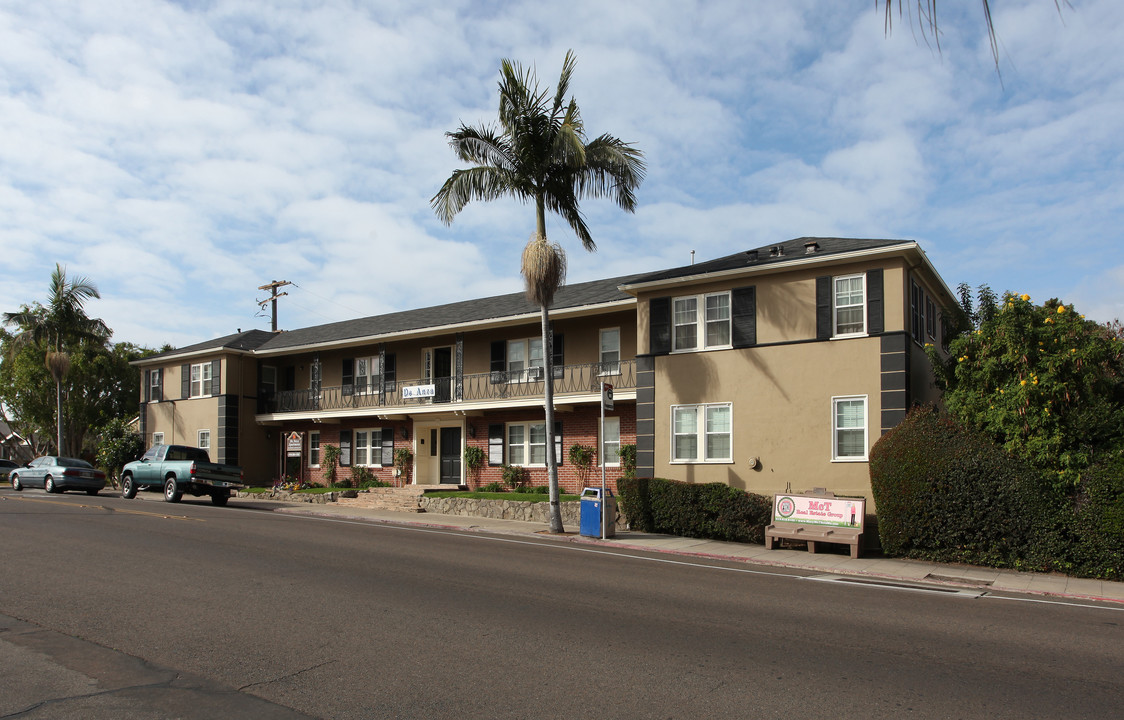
[260,498,1124,606]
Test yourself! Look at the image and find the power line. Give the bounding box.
[256,280,291,332]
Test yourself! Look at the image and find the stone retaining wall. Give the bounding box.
[420,496,581,525]
[236,490,341,504]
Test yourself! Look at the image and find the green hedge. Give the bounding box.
[1067,454,1124,579]
[618,477,772,544]
[870,406,1063,570]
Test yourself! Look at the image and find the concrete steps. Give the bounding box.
[334,486,451,513]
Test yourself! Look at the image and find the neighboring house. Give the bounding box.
[0,419,34,464]
[132,237,954,507]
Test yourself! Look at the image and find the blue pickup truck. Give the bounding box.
[121,445,244,506]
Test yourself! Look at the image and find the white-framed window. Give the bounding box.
[507,422,548,466]
[601,417,620,467]
[309,431,320,467]
[599,328,620,375]
[832,396,868,461]
[355,356,381,395]
[833,274,866,337]
[671,403,732,463]
[508,338,544,382]
[152,432,165,445]
[353,428,384,467]
[197,429,210,451]
[190,362,213,397]
[673,292,731,352]
[149,369,162,402]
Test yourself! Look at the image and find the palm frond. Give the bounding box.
[446,124,513,169]
[431,166,524,225]
[550,50,577,119]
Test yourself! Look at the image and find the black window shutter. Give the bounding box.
[181,363,190,399]
[554,421,563,466]
[867,269,884,335]
[144,369,151,402]
[649,297,671,355]
[211,360,221,396]
[339,430,352,467]
[731,286,757,348]
[488,423,504,466]
[384,353,397,392]
[815,276,832,340]
[342,358,354,396]
[490,341,506,384]
[552,333,564,379]
[381,428,394,466]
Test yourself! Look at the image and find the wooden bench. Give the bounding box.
[765,524,863,559]
[764,489,865,559]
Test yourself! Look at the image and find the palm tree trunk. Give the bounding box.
[541,303,564,533]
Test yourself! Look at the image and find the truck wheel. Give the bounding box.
[121,475,137,499]
[163,477,182,503]
[10,473,22,491]
[45,476,57,493]
[211,491,230,507]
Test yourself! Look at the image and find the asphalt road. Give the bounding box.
[1,488,1121,719]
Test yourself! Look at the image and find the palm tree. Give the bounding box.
[433,51,645,533]
[3,264,110,454]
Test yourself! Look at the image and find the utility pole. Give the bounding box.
[257,280,291,332]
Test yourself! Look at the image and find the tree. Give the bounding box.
[927,288,1124,490]
[433,51,645,532]
[3,264,110,454]
[95,416,145,487]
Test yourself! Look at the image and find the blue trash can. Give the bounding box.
[579,488,617,538]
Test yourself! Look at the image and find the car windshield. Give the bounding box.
[58,457,93,468]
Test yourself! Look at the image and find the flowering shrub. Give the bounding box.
[927,290,1124,490]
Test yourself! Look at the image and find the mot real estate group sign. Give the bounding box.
[772,494,864,530]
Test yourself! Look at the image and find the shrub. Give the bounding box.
[618,477,771,543]
[869,405,1060,569]
[1066,454,1124,579]
[528,485,550,494]
[501,464,528,490]
[464,446,485,485]
[349,466,377,488]
[618,444,637,480]
[479,481,505,493]
[568,444,596,487]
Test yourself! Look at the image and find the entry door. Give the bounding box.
[439,427,461,484]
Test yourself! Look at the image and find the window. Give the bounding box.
[309,431,320,467]
[832,396,868,461]
[601,417,620,467]
[671,403,732,463]
[190,362,213,398]
[508,338,544,382]
[910,281,924,343]
[149,369,162,402]
[353,428,384,467]
[152,432,164,446]
[355,356,381,395]
[599,328,620,375]
[834,275,866,336]
[505,422,560,467]
[197,429,210,451]
[925,297,937,342]
[673,292,731,351]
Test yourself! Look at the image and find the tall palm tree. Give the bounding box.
[3,264,109,454]
[433,50,645,533]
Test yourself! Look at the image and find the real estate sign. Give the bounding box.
[772,494,864,530]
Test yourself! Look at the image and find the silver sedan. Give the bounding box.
[9,456,107,495]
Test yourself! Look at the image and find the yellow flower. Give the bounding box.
[999,389,1005,394]
[1071,348,1076,353]
[1020,380,1026,386]
[1045,317,1053,324]
[1057,306,1067,314]
[1020,294,1030,301]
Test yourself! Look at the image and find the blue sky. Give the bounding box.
[1,1,1121,349]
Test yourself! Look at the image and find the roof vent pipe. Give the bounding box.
[804,241,820,254]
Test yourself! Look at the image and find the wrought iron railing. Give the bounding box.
[258,360,635,415]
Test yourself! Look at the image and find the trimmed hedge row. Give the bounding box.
[618,477,772,544]
[870,405,1124,578]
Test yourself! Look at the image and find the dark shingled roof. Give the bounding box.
[146,329,276,361]
[622,237,913,285]
[256,273,647,352]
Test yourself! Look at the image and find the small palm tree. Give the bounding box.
[433,51,644,533]
[3,264,110,454]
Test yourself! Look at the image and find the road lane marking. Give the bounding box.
[5,495,203,521]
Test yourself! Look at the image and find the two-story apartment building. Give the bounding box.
[134,237,954,506]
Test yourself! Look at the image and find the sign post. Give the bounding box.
[600,383,613,539]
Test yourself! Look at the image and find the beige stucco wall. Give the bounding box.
[651,336,882,505]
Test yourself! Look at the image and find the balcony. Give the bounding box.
[258,360,635,416]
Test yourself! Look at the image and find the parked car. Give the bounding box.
[0,458,19,481]
[9,456,107,495]
[120,444,243,505]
